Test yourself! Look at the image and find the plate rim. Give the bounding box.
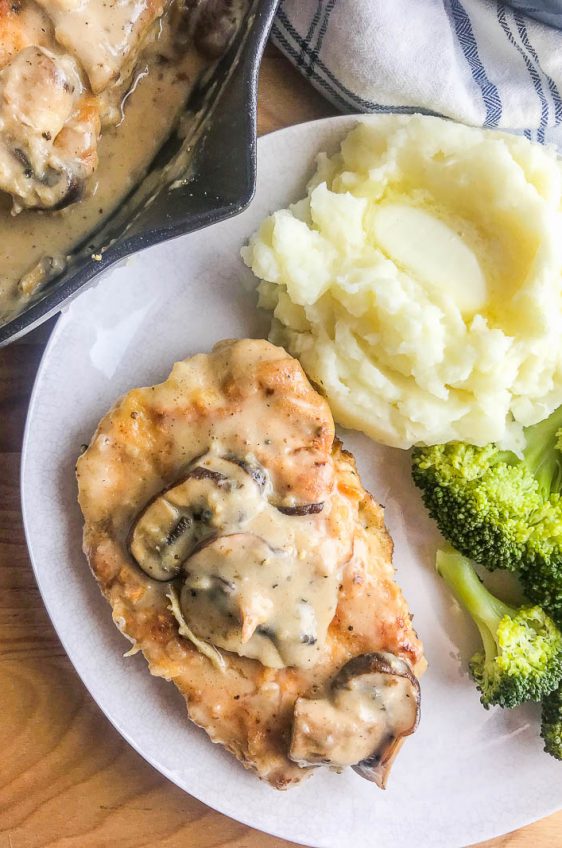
[20,112,562,848]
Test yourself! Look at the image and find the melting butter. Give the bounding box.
[372,202,488,313]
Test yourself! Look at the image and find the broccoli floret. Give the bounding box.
[541,682,562,759]
[412,404,562,622]
[436,549,562,709]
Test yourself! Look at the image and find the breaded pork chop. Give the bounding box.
[77,339,425,789]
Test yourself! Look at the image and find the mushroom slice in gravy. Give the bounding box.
[180,533,286,669]
[128,454,266,581]
[179,530,339,669]
[276,502,324,516]
[133,444,343,668]
[289,652,421,788]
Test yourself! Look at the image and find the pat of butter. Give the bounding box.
[371,203,487,313]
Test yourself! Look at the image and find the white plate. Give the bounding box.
[22,115,562,848]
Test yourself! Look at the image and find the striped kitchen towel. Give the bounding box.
[272,0,562,145]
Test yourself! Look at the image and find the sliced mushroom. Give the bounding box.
[276,502,324,516]
[128,454,265,581]
[128,487,196,581]
[180,533,285,668]
[289,652,420,788]
[179,531,338,669]
[224,455,269,492]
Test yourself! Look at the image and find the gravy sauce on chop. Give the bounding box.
[77,338,425,788]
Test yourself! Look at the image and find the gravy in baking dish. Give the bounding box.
[0,0,244,325]
[0,40,199,323]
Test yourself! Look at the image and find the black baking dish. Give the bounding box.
[0,0,279,346]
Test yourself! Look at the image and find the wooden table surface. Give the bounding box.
[1,45,561,848]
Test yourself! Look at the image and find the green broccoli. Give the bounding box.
[436,549,562,709]
[541,682,562,760]
[412,404,562,622]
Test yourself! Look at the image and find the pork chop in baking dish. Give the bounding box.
[0,0,172,211]
[0,0,243,211]
[0,0,247,323]
[76,339,425,789]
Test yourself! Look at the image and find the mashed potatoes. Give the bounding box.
[242,115,562,449]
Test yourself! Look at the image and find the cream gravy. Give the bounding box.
[132,448,345,670]
[36,0,165,93]
[289,653,420,772]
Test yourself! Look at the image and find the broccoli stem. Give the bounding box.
[523,404,562,497]
[436,549,513,661]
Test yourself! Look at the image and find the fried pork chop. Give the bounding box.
[77,339,425,789]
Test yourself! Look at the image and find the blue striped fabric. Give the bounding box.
[445,0,502,126]
[272,0,562,146]
[498,4,549,140]
[514,10,562,124]
[273,8,442,115]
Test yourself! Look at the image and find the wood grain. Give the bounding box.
[0,45,560,848]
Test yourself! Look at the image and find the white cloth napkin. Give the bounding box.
[272,0,562,145]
